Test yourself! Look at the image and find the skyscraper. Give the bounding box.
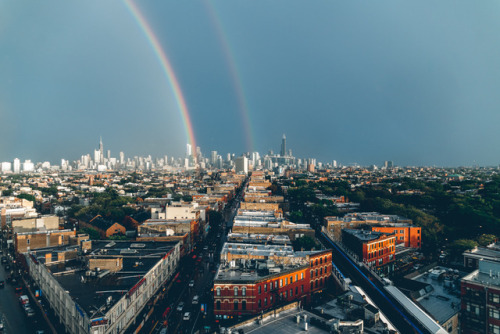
[99,137,104,163]
[186,144,192,157]
[280,134,286,157]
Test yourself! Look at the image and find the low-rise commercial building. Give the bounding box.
[25,240,181,334]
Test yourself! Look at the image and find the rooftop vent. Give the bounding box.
[130,243,146,249]
[120,249,139,255]
[105,242,116,248]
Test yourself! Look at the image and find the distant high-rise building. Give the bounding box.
[23,160,34,172]
[1,162,12,173]
[99,137,104,163]
[94,150,101,164]
[384,161,394,168]
[120,152,125,165]
[211,151,218,165]
[186,144,192,157]
[280,134,287,157]
[235,156,249,174]
[13,158,20,173]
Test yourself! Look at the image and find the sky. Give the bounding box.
[1,1,500,167]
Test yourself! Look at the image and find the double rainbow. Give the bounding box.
[124,0,197,152]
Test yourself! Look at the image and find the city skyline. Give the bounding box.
[2,1,500,166]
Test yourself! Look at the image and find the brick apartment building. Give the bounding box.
[461,259,500,334]
[342,229,396,273]
[213,246,331,319]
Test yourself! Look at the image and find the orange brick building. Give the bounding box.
[342,229,396,273]
[214,250,331,318]
[370,225,421,248]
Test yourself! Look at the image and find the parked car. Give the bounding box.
[176,302,184,312]
[19,295,29,305]
[192,295,199,304]
[189,280,195,288]
[183,312,191,321]
[24,305,35,317]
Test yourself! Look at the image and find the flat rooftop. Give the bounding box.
[222,243,295,257]
[463,260,500,288]
[31,240,178,318]
[412,267,464,324]
[342,229,390,241]
[464,246,500,262]
[227,233,291,245]
[233,308,328,334]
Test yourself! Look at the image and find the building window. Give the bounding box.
[290,289,293,297]
[280,292,283,300]
[311,282,313,290]
[489,307,500,320]
[264,297,267,305]
[234,300,238,310]
[216,288,221,296]
[285,277,288,285]
[290,276,293,284]
[310,270,313,278]
[320,258,322,264]
[490,293,500,304]
[284,291,287,298]
[242,301,247,310]
[243,287,247,296]
[264,284,267,293]
[489,324,500,334]
[301,273,304,280]
[270,295,273,303]
[257,286,260,294]
[315,280,318,288]
[295,274,298,282]
[320,268,323,275]
[325,266,328,274]
[275,281,278,289]
[234,287,238,296]
[301,285,304,293]
[315,259,318,266]
[315,269,318,276]
[280,279,283,287]
[216,301,221,310]
[296,286,298,295]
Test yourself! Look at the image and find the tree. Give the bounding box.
[477,234,497,247]
[289,211,304,223]
[449,239,477,258]
[80,227,100,240]
[292,236,320,251]
[17,193,35,203]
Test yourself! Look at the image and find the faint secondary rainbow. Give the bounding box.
[123,0,196,152]
[202,0,255,153]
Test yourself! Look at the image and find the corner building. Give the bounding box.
[213,243,331,319]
